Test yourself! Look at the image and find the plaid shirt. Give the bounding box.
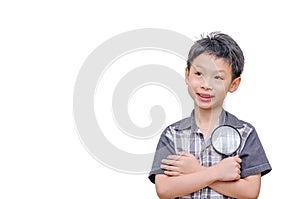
[149,109,272,199]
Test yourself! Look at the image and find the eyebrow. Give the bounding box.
[192,64,203,68]
[191,64,206,71]
[216,70,226,74]
[192,65,227,74]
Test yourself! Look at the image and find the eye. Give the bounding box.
[215,75,224,80]
[195,72,203,76]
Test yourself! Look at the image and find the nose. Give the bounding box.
[200,77,212,90]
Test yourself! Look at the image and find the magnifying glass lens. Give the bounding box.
[211,125,241,156]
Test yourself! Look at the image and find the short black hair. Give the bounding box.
[187,32,244,80]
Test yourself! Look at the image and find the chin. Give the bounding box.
[195,103,213,110]
[195,101,221,111]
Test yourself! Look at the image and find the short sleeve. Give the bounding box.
[148,127,176,184]
[240,127,272,178]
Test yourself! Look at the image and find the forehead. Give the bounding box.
[191,53,231,73]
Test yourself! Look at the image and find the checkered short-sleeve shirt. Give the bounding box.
[149,109,272,199]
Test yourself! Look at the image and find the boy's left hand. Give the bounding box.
[160,152,204,176]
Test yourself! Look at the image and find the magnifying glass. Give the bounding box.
[211,125,242,156]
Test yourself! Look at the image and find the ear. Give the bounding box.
[185,67,190,84]
[229,77,241,93]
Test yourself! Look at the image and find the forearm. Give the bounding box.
[155,167,218,199]
[156,155,242,198]
[209,174,261,199]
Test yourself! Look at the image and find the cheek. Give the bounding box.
[186,84,195,99]
[186,79,198,97]
[213,82,228,93]
[189,77,202,88]
[187,79,197,91]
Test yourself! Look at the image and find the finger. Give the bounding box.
[160,164,178,172]
[235,161,241,169]
[178,152,188,156]
[164,170,180,176]
[166,155,181,160]
[161,158,178,166]
[234,155,242,163]
[178,152,194,158]
[234,175,240,181]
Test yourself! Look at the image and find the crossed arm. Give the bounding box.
[155,153,261,199]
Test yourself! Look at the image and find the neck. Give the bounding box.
[194,105,223,137]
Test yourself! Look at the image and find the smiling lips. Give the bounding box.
[197,93,214,102]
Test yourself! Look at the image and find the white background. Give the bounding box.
[1,0,299,198]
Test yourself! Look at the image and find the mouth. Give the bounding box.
[196,93,214,102]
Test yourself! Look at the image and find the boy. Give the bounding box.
[148,32,272,199]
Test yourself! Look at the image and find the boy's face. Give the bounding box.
[185,53,241,110]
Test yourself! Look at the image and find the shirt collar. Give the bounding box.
[175,109,244,131]
[223,111,244,128]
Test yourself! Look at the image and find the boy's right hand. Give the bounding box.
[210,155,242,181]
[160,152,204,176]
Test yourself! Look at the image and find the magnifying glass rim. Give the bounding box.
[211,124,242,156]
